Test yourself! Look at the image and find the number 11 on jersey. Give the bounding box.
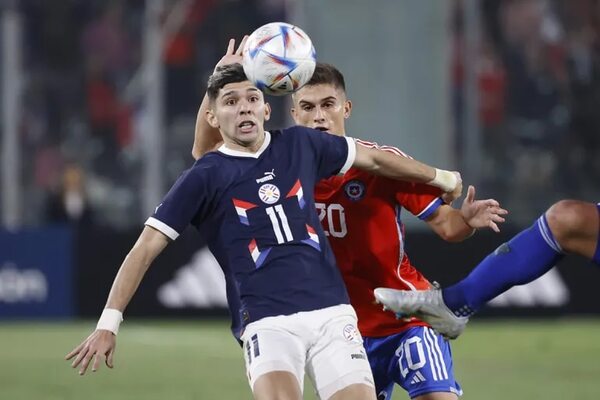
[266,205,294,244]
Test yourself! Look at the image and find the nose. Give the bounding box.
[238,99,252,115]
[313,106,325,122]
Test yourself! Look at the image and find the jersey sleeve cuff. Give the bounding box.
[339,137,356,175]
[416,197,444,220]
[145,217,180,240]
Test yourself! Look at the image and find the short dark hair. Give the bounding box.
[206,63,249,101]
[305,62,346,93]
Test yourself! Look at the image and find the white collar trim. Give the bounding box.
[217,131,271,159]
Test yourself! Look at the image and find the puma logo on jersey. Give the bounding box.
[256,169,276,183]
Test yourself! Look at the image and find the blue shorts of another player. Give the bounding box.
[363,326,463,399]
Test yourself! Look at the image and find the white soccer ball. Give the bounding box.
[242,22,316,96]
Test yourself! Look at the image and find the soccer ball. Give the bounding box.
[242,22,316,96]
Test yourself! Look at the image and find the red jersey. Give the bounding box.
[314,139,444,337]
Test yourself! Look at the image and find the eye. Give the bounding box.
[225,98,236,106]
[249,95,259,102]
[323,101,334,108]
[301,104,314,111]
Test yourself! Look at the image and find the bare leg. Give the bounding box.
[252,371,302,400]
[546,200,599,259]
[327,383,376,400]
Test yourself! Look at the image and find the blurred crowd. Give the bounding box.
[14,0,285,229]
[454,0,600,223]
[6,0,600,230]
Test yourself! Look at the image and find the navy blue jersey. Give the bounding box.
[146,127,357,339]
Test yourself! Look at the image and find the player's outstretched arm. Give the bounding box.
[352,143,462,193]
[426,185,508,242]
[65,226,170,376]
[192,36,248,159]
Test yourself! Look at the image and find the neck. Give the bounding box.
[330,129,346,137]
[223,130,266,153]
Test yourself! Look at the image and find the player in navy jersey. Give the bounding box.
[66,61,463,400]
[375,200,600,340]
[192,40,508,400]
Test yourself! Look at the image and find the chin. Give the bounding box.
[238,133,260,145]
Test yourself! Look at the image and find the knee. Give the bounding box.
[545,200,591,248]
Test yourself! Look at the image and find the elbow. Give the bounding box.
[437,228,467,243]
[444,234,466,243]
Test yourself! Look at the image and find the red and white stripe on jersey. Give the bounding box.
[301,224,321,251]
[393,205,418,291]
[355,138,412,159]
[248,239,271,269]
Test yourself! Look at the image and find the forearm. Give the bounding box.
[192,94,222,159]
[353,145,457,191]
[440,210,476,242]
[429,206,475,242]
[104,246,155,311]
[372,151,436,183]
[104,227,169,312]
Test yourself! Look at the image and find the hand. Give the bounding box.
[460,185,508,232]
[214,36,249,72]
[65,329,117,376]
[441,171,463,205]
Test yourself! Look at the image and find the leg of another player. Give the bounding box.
[328,383,376,400]
[443,200,600,316]
[546,200,600,260]
[252,371,303,400]
[374,200,600,339]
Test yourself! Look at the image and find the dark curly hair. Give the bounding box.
[206,63,249,102]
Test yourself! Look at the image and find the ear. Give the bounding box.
[344,100,352,119]
[290,105,298,122]
[206,108,219,128]
[264,102,272,122]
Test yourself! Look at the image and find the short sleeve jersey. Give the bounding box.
[146,127,356,339]
[314,139,444,337]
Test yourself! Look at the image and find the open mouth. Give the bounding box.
[314,126,329,132]
[238,121,256,133]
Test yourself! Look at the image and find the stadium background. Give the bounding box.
[1,0,599,398]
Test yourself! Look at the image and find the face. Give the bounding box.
[291,83,352,136]
[206,81,271,151]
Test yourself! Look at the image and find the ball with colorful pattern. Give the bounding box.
[242,22,316,96]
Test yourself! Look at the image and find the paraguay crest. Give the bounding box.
[258,183,280,204]
[344,180,365,201]
[342,324,361,343]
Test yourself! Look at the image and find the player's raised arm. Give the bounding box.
[352,141,462,194]
[192,37,248,159]
[65,226,170,376]
[192,93,222,159]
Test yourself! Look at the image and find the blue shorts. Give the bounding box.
[363,326,462,399]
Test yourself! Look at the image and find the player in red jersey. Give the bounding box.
[289,63,506,400]
[192,40,507,400]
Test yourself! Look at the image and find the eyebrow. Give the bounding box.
[221,88,261,98]
[221,90,238,98]
[299,96,337,105]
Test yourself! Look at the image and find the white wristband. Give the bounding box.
[428,169,457,192]
[96,308,123,335]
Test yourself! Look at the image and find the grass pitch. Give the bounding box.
[1,319,599,399]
